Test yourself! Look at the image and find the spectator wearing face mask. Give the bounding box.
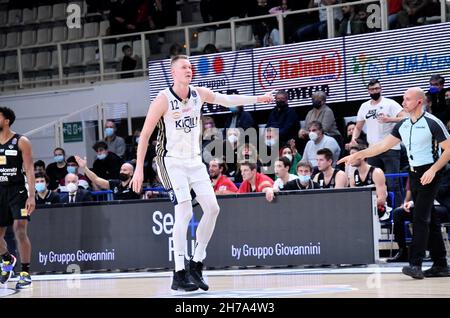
[302,121,341,168]
[104,120,126,159]
[46,147,68,191]
[75,156,140,201]
[300,91,342,145]
[223,128,241,179]
[279,145,302,175]
[223,105,255,131]
[286,161,319,190]
[260,127,280,179]
[266,90,299,144]
[35,172,60,206]
[350,79,406,207]
[92,141,125,183]
[60,173,93,203]
[58,156,90,190]
[428,75,449,124]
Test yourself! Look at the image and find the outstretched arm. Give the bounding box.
[338,135,400,166]
[196,87,274,107]
[75,155,110,190]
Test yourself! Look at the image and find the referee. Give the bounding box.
[339,87,450,279]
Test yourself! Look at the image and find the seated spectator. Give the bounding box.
[209,158,238,195]
[202,116,222,164]
[238,161,274,194]
[145,157,167,199]
[388,0,403,29]
[283,161,320,190]
[75,156,140,201]
[343,121,367,155]
[266,90,299,144]
[169,43,183,59]
[387,178,449,262]
[104,120,126,158]
[46,147,68,191]
[313,148,348,188]
[223,106,255,132]
[125,129,141,162]
[300,91,342,144]
[60,173,93,203]
[302,121,341,168]
[279,145,302,175]
[260,127,280,178]
[92,141,125,182]
[34,160,46,175]
[348,145,390,220]
[262,18,281,47]
[269,0,291,14]
[397,0,430,28]
[223,128,241,179]
[235,142,262,182]
[266,161,320,201]
[337,1,368,37]
[428,74,449,124]
[35,172,60,206]
[203,43,218,54]
[109,0,138,35]
[58,156,90,190]
[120,45,139,79]
[295,0,343,42]
[273,157,298,190]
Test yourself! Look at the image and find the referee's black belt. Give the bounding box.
[409,163,434,173]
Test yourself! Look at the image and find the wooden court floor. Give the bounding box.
[2,263,450,298]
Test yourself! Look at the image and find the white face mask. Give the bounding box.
[227,135,238,144]
[309,131,319,142]
[66,182,78,193]
[265,138,276,147]
[284,154,293,162]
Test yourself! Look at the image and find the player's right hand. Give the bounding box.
[74,155,87,168]
[130,169,143,194]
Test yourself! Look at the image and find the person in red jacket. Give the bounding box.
[209,158,238,195]
[238,162,274,194]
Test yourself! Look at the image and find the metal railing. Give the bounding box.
[0,0,448,92]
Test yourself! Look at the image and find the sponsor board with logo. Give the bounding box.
[149,23,450,115]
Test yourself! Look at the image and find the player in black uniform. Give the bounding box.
[0,107,35,289]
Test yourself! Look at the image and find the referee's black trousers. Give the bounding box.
[409,165,448,267]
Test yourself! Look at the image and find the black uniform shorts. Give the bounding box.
[0,184,29,227]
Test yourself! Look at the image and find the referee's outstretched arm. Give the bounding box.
[337,135,400,166]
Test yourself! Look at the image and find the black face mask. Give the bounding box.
[119,173,130,181]
[370,93,381,101]
[276,101,288,109]
[446,99,450,107]
[312,100,322,109]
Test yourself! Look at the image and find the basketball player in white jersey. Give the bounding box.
[131,55,274,292]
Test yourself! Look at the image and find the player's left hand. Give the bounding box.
[257,90,275,103]
[25,197,36,215]
[420,168,436,185]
